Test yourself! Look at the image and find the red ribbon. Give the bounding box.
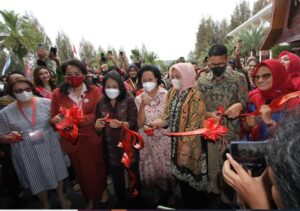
[55,106,84,144]
[240,91,300,117]
[144,107,227,142]
[103,114,144,196]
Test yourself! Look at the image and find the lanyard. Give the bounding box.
[17,97,37,128]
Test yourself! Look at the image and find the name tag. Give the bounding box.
[204,85,213,89]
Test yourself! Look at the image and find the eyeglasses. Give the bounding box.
[13,87,32,94]
[253,73,271,81]
[209,63,227,68]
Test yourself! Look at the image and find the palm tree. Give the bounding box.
[144,51,158,64]
[130,48,143,63]
[0,10,39,61]
[236,25,267,57]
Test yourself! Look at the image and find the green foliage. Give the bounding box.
[79,38,97,64]
[0,10,43,61]
[252,0,271,16]
[55,31,73,62]
[271,45,292,59]
[236,25,267,56]
[229,0,251,31]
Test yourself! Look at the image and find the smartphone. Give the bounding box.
[49,47,57,57]
[229,141,268,176]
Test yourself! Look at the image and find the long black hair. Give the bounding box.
[102,70,127,101]
[59,59,90,95]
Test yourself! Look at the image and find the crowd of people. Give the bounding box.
[0,43,299,209]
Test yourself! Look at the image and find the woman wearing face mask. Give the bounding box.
[0,78,70,209]
[245,59,300,141]
[151,63,208,208]
[134,65,174,207]
[50,59,106,208]
[33,66,56,99]
[278,51,300,90]
[95,70,139,208]
[125,64,140,96]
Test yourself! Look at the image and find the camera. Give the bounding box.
[228,141,268,176]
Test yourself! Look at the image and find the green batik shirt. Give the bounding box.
[197,67,248,142]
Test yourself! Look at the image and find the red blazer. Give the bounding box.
[51,86,101,153]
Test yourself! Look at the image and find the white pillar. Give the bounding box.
[259,50,262,62]
[269,50,273,59]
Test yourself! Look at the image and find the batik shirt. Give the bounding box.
[197,68,248,142]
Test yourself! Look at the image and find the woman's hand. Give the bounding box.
[95,118,106,130]
[151,118,167,129]
[225,103,243,119]
[109,119,123,128]
[0,131,22,144]
[141,96,152,107]
[222,153,272,209]
[259,105,273,125]
[51,114,63,125]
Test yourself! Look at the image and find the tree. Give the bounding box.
[26,12,52,49]
[0,10,41,69]
[130,48,143,64]
[235,25,267,57]
[195,17,215,60]
[55,31,73,62]
[79,38,96,64]
[252,0,271,16]
[229,0,251,31]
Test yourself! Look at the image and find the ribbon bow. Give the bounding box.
[144,107,228,142]
[55,106,84,144]
[103,114,144,196]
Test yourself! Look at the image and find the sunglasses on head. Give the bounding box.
[253,73,271,81]
[13,87,32,94]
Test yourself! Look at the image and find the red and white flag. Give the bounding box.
[25,63,31,79]
[72,44,77,58]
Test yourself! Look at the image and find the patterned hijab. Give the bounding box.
[169,63,196,92]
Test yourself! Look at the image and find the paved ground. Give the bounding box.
[0,177,228,209]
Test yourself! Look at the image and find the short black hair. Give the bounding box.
[102,70,127,101]
[137,64,162,88]
[266,108,300,208]
[59,59,90,95]
[61,59,87,75]
[208,44,228,57]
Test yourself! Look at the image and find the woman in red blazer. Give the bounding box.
[51,59,106,208]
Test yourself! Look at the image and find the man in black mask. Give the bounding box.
[197,44,248,208]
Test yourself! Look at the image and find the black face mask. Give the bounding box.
[211,66,226,77]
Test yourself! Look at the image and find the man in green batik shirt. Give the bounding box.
[197,44,248,207]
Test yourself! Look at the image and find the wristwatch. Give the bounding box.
[266,120,277,127]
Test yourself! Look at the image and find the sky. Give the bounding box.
[0,0,256,60]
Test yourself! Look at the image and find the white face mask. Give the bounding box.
[171,79,182,90]
[105,88,120,99]
[15,91,33,102]
[142,82,156,93]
